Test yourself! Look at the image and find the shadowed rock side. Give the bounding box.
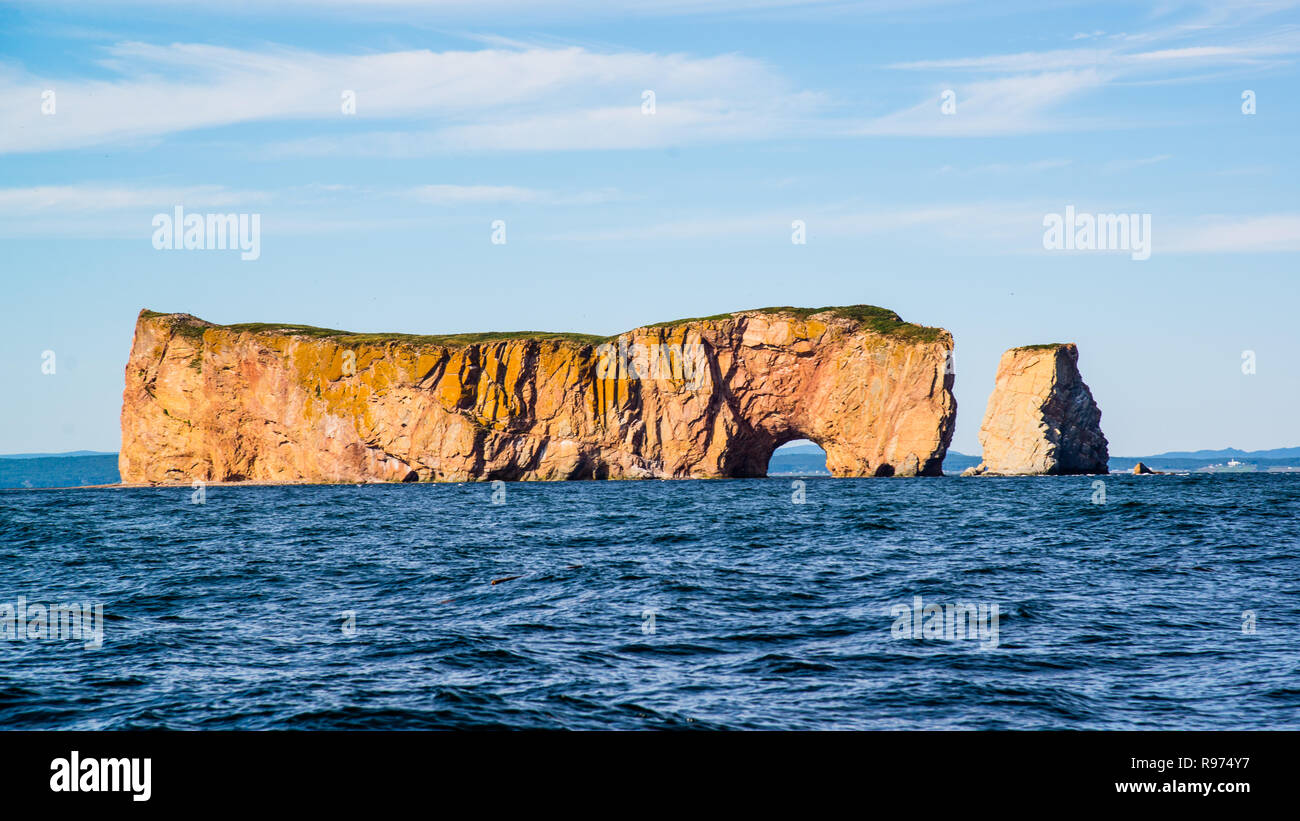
[965,343,1108,476]
[119,306,956,483]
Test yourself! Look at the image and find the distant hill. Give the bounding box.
[766,442,981,475]
[768,441,828,475]
[941,451,982,472]
[0,450,117,460]
[769,441,1300,476]
[1109,456,1300,472]
[767,452,831,475]
[0,454,119,489]
[1108,445,1300,472]
[1139,446,1300,460]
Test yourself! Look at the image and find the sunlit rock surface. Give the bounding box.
[968,343,1108,476]
[119,306,956,483]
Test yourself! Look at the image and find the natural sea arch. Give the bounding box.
[765,438,830,477]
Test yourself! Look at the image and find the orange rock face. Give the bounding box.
[118,306,956,483]
[970,343,1108,475]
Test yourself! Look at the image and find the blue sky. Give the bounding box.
[1,0,1297,457]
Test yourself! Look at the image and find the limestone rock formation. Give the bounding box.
[967,343,1108,476]
[119,306,957,483]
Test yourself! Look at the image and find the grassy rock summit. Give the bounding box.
[966,343,1108,476]
[119,306,956,483]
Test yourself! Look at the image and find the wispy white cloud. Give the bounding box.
[409,184,621,205]
[866,23,1300,136]
[1161,214,1300,253]
[0,184,268,211]
[1102,154,1172,172]
[0,185,264,239]
[546,203,1044,243]
[854,70,1111,137]
[0,41,817,155]
[935,159,1072,175]
[8,0,961,18]
[0,181,620,212]
[3,5,1297,156]
[547,202,1300,257]
[888,49,1112,73]
[0,181,621,239]
[887,37,1300,73]
[2,180,1296,255]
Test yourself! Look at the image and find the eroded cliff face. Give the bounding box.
[968,343,1108,476]
[119,306,956,483]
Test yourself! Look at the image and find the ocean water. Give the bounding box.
[2,474,1298,730]
[0,454,119,490]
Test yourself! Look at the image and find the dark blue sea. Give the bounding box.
[2,474,1298,730]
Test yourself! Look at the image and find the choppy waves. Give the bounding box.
[1,474,1298,729]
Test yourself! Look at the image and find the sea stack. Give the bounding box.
[965,343,1108,476]
[119,305,956,483]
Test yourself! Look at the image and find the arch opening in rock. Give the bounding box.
[765,438,829,477]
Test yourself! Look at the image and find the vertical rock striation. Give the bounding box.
[119,305,957,483]
[967,343,1108,475]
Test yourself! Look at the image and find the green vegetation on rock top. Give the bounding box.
[1012,342,1072,352]
[141,310,609,347]
[225,323,609,347]
[140,303,944,347]
[648,305,944,343]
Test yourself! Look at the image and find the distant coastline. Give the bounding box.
[0,450,117,460]
[767,442,1300,477]
[4,447,1299,489]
